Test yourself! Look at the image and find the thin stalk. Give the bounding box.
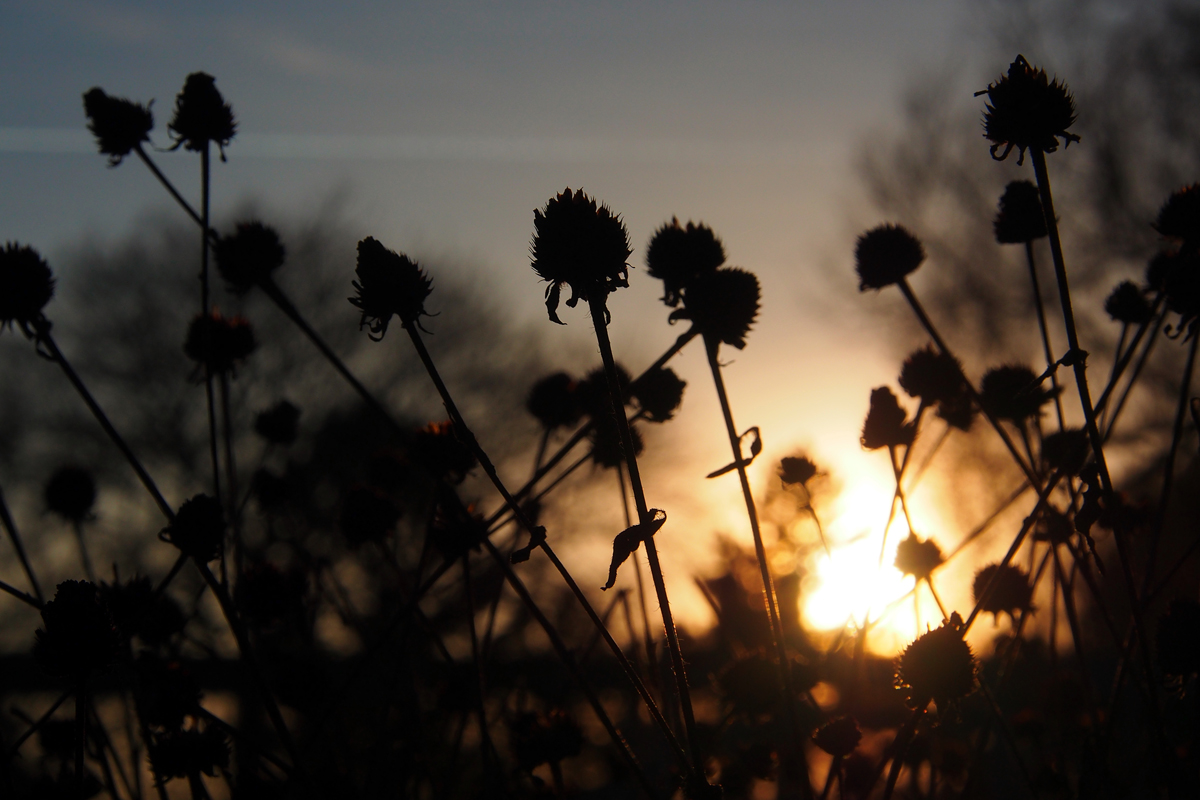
[478,537,661,799]
[0,577,41,609]
[218,374,242,581]
[1103,307,1165,442]
[704,334,808,779]
[7,689,72,758]
[1094,293,1165,419]
[71,521,95,582]
[134,144,213,239]
[880,705,926,800]
[402,321,689,776]
[76,676,86,798]
[461,553,501,781]
[198,143,221,507]
[924,578,948,621]
[818,755,841,800]
[905,422,950,492]
[87,704,136,800]
[34,322,173,520]
[0,483,43,602]
[1140,332,1198,596]
[1023,238,1066,430]
[621,461,659,680]
[587,296,703,779]
[1102,323,1129,428]
[1050,544,1098,711]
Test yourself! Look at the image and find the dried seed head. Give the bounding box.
[33,580,119,678]
[894,533,944,581]
[137,655,202,730]
[530,188,632,323]
[340,486,400,547]
[44,465,96,523]
[412,421,476,484]
[993,180,1047,243]
[1154,184,1200,249]
[82,87,153,166]
[100,576,186,646]
[645,217,726,307]
[349,237,433,339]
[981,55,1079,163]
[979,364,1057,424]
[0,242,55,332]
[895,612,975,709]
[631,366,686,422]
[183,311,255,374]
[779,455,819,487]
[899,346,968,406]
[1104,280,1153,324]
[936,392,977,432]
[1041,429,1090,476]
[861,386,915,450]
[1157,598,1200,677]
[855,224,925,290]
[577,364,632,418]
[526,372,583,430]
[813,716,862,758]
[591,414,643,468]
[429,497,486,563]
[973,563,1034,620]
[160,495,225,562]
[509,711,584,770]
[671,266,761,349]
[254,400,301,446]
[167,72,235,157]
[214,221,285,294]
[150,726,229,780]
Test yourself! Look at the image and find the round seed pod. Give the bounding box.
[981,55,1079,162]
[894,533,944,581]
[1104,281,1153,325]
[0,242,55,331]
[159,495,225,563]
[44,466,96,523]
[526,372,583,430]
[349,237,433,339]
[214,221,285,294]
[779,455,818,487]
[645,217,725,307]
[972,563,1034,620]
[894,612,975,710]
[993,180,1047,243]
[855,224,924,290]
[167,72,235,155]
[254,400,301,446]
[82,87,153,166]
[183,311,256,373]
[631,366,686,422]
[675,266,761,350]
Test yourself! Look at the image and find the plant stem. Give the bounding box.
[71,521,95,582]
[704,333,810,789]
[1023,239,1066,430]
[76,675,86,799]
[0,482,43,602]
[587,296,704,778]
[219,373,242,581]
[34,321,173,520]
[134,144,214,240]
[198,143,222,509]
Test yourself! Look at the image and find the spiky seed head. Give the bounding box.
[0,242,54,332]
[349,237,433,340]
[167,72,235,156]
[82,88,153,166]
[254,400,301,446]
[530,188,632,324]
[895,612,975,710]
[894,533,944,581]
[861,386,914,450]
[972,563,1034,620]
[979,364,1058,424]
[855,224,925,290]
[993,180,1048,243]
[183,311,256,373]
[631,366,686,422]
[44,466,96,523]
[214,221,285,294]
[671,266,761,349]
[1041,429,1090,476]
[981,55,1079,163]
[160,495,225,562]
[1154,184,1200,249]
[526,372,583,430]
[813,716,862,758]
[33,580,119,678]
[779,455,818,487]
[899,346,967,406]
[1104,280,1153,324]
[645,217,726,307]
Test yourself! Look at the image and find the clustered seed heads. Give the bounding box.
[531,187,632,324]
[82,87,154,166]
[349,236,434,339]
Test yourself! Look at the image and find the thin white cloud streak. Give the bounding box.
[0,127,820,166]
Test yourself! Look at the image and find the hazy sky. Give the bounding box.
[2,0,1007,640]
